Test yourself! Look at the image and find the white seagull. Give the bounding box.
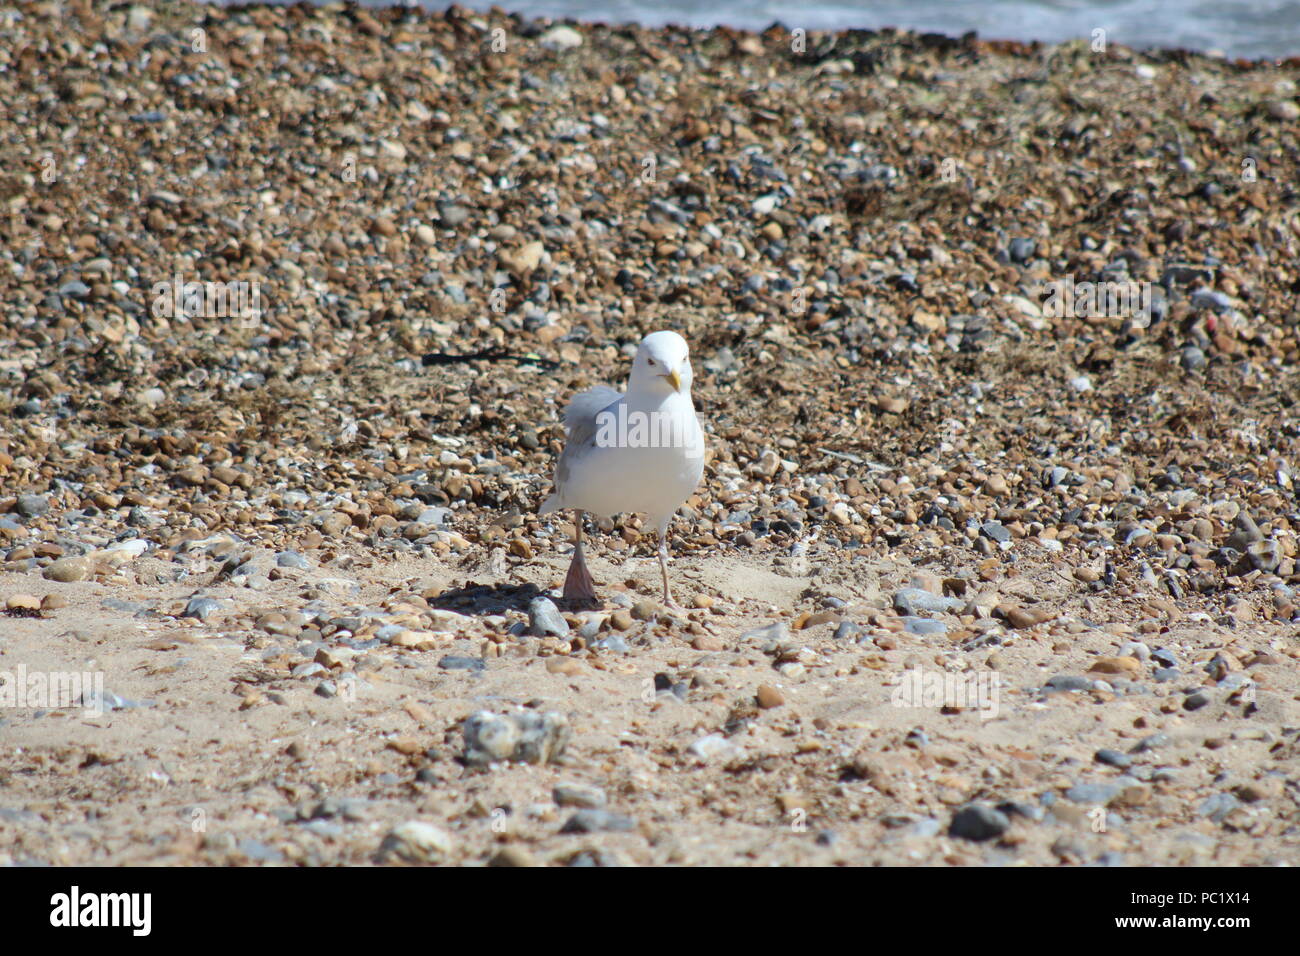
[540,330,706,607]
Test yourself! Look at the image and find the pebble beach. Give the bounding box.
[1,0,1300,866]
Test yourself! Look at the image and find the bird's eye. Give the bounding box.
[647,358,656,367]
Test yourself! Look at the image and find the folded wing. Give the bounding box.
[539,385,623,514]
[561,386,622,448]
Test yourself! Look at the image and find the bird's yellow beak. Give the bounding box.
[663,368,682,392]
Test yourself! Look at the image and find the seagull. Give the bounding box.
[540,330,705,607]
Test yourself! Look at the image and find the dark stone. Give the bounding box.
[949,804,1010,841]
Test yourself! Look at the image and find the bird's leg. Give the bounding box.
[657,521,681,610]
[562,510,598,606]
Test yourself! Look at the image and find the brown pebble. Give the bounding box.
[314,647,345,668]
[802,609,841,629]
[404,702,435,726]
[1114,784,1151,807]
[489,846,539,867]
[42,556,94,582]
[1001,604,1056,628]
[545,657,583,676]
[982,475,1009,496]
[1088,656,1142,676]
[1234,779,1283,802]
[776,792,809,813]
[630,599,658,621]
[6,594,41,611]
[756,684,785,709]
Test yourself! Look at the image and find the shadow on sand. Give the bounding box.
[427,580,604,616]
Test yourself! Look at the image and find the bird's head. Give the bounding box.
[630,330,693,396]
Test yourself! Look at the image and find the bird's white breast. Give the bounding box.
[557,390,704,523]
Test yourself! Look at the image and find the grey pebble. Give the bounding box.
[1095,749,1133,769]
[910,818,943,837]
[339,637,381,651]
[980,521,1012,544]
[902,616,948,636]
[102,598,150,616]
[1217,673,1252,693]
[1198,792,1239,822]
[893,588,962,617]
[592,633,629,653]
[528,597,569,638]
[1190,289,1232,312]
[57,279,91,299]
[1151,648,1179,668]
[1105,678,1148,696]
[833,620,863,641]
[1045,674,1094,692]
[15,495,49,518]
[1007,237,1036,263]
[418,506,453,527]
[183,596,223,620]
[236,838,284,863]
[300,820,344,838]
[560,809,637,834]
[1130,733,1170,753]
[553,782,607,808]
[741,621,788,644]
[948,804,1010,841]
[310,797,367,821]
[1181,346,1207,371]
[1065,781,1124,805]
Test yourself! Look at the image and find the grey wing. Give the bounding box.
[562,386,622,447]
[554,386,622,490]
[540,386,622,514]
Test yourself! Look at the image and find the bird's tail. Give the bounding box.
[539,492,562,515]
